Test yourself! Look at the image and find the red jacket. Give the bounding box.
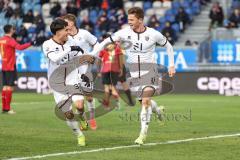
[99,45,122,73]
[0,35,31,71]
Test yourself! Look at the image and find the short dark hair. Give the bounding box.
[3,24,14,34]
[62,14,77,26]
[50,18,68,35]
[128,7,144,19]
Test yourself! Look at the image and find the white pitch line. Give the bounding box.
[5,133,240,160]
[11,98,234,105]
[12,101,53,105]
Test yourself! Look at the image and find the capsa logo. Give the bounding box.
[197,77,240,96]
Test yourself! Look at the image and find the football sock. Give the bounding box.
[124,89,134,105]
[140,105,152,135]
[5,90,12,111]
[151,100,161,114]
[87,99,95,120]
[1,90,6,111]
[66,119,83,136]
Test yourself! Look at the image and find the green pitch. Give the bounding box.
[0,93,240,160]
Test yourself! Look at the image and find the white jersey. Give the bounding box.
[42,38,82,83]
[111,26,167,64]
[68,29,97,53]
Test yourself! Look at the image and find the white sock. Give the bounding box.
[140,105,152,135]
[151,100,161,115]
[87,99,95,119]
[115,99,120,109]
[66,119,83,136]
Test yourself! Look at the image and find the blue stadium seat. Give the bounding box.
[143,1,152,11]
[28,27,36,34]
[232,1,240,9]
[33,4,42,14]
[182,1,190,8]
[94,28,102,38]
[185,8,193,22]
[172,1,180,10]
[22,2,33,14]
[172,23,180,34]
[90,9,98,18]
[165,9,175,17]
[159,17,166,24]
[223,19,230,27]
[34,0,41,4]
[156,25,164,32]
[2,18,8,26]
[165,15,176,23]
[192,1,201,15]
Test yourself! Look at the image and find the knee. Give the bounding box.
[142,98,151,107]
[64,110,74,119]
[87,96,93,102]
[74,100,84,109]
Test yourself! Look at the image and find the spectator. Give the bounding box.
[66,1,78,16]
[0,0,4,12]
[8,13,22,28]
[13,3,23,17]
[40,0,49,5]
[109,0,123,9]
[4,5,14,18]
[16,24,28,43]
[148,15,160,29]
[175,7,190,32]
[50,2,62,18]
[13,0,23,3]
[80,0,100,9]
[228,9,240,28]
[23,10,34,23]
[162,21,177,45]
[34,14,45,34]
[97,11,110,33]
[101,0,109,10]
[209,2,224,30]
[35,31,46,46]
[116,8,127,26]
[80,16,94,34]
[109,15,119,32]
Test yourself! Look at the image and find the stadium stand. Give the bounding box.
[0,0,211,46]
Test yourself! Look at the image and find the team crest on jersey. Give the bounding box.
[145,36,149,41]
[128,36,131,39]
[56,47,59,51]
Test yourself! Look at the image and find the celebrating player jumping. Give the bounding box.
[90,7,176,145]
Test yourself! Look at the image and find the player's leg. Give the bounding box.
[151,99,165,121]
[119,66,135,106]
[2,70,16,114]
[135,87,154,145]
[101,72,111,107]
[86,96,97,130]
[111,85,120,110]
[103,84,111,107]
[54,92,85,146]
[72,95,88,130]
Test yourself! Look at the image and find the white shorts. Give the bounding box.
[129,69,162,99]
[53,91,84,113]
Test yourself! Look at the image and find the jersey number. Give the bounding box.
[133,43,143,51]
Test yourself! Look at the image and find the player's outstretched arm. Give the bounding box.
[90,37,113,56]
[165,41,176,77]
[10,38,32,50]
[42,42,83,63]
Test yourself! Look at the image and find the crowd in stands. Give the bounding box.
[209,0,240,30]
[0,0,211,46]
